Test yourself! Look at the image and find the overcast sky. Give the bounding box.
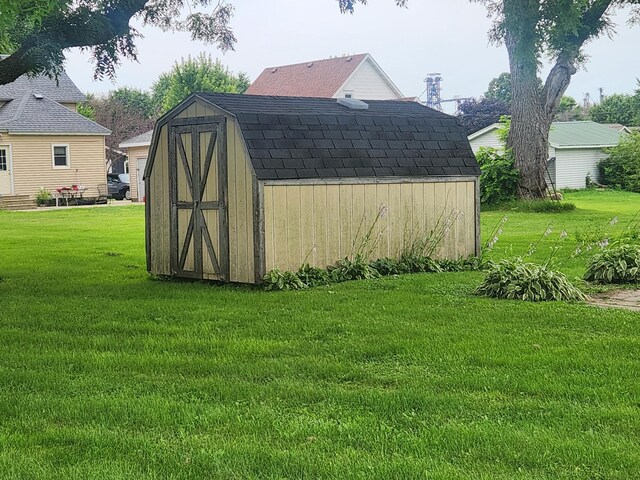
[66,0,640,113]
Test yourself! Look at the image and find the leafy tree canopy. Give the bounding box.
[0,0,411,86]
[0,0,236,85]
[484,72,512,104]
[151,54,249,114]
[589,91,640,126]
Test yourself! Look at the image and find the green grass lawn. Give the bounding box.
[1,191,640,479]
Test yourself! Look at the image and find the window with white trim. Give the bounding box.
[52,145,70,168]
[0,148,7,171]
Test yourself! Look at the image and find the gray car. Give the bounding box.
[107,173,131,200]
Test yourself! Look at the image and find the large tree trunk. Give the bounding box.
[505,33,575,198]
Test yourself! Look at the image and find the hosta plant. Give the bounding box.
[370,257,405,276]
[297,263,330,287]
[263,269,306,291]
[398,253,442,274]
[330,254,380,282]
[584,244,640,284]
[476,258,587,302]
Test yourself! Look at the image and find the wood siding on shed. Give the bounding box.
[147,98,255,283]
[127,145,150,201]
[2,133,106,198]
[263,180,476,272]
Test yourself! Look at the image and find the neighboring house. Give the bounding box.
[120,130,152,202]
[246,53,404,100]
[0,66,110,202]
[468,121,626,189]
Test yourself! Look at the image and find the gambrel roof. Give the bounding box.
[203,93,478,180]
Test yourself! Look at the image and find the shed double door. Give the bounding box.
[169,117,228,280]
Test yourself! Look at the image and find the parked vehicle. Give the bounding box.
[107,173,131,200]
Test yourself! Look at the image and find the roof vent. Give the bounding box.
[271,68,278,73]
[33,93,44,100]
[346,56,353,62]
[307,62,314,68]
[337,97,369,110]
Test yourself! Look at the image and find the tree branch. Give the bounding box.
[0,0,148,85]
[542,0,614,118]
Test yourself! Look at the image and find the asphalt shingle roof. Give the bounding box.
[0,92,111,135]
[198,93,479,180]
[0,69,85,103]
[120,130,153,147]
[245,54,368,97]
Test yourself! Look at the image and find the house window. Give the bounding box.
[345,93,353,98]
[124,160,129,174]
[52,145,70,168]
[0,149,7,171]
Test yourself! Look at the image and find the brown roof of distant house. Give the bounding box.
[245,54,368,98]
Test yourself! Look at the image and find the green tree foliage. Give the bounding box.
[110,87,155,119]
[589,93,640,126]
[471,0,640,198]
[0,0,409,86]
[0,0,237,85]
[555,96,585,121]
[599,133,640,192]
[152,54,250,114]
[484,72,512,104]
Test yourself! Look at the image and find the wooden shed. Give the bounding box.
[144,93,480,284]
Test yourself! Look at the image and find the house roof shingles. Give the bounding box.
[0,70,86,103]
[0,92,111,135]
[120,130,153,147]
[198,93,479,181]
[245,54,368,98]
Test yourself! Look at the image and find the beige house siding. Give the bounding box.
[60,103,78,112]
[3,134,106,198]
[263,180,477,272]
[126,145,150,201]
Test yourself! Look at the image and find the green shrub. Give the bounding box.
[476,258,587,302]
[584,244,640,284]
[36,188,53,206]
[476,147,520,205]
[398,253,442,273]
[370,257,405,275]
[330,254,380,282]
[263,269,306,291]
[599,133,640,192]
[297,263,330,287]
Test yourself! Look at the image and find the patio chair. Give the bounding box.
[96,183,109,204]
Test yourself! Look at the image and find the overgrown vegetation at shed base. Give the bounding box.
[1,190,640,478]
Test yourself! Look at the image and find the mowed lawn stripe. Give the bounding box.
[0,192,639,479]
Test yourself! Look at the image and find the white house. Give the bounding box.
[245,53,405,100]
[468,121,627,189]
